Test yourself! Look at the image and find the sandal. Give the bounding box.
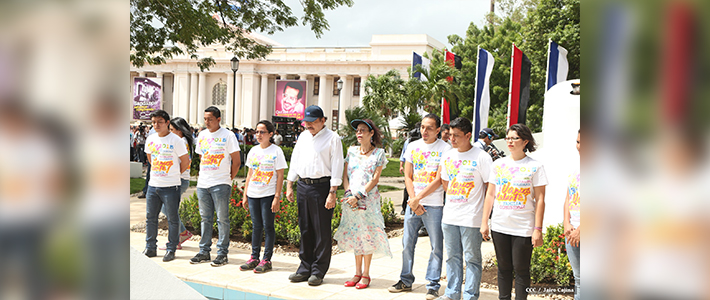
[344,275,362,287]
[355,276,370,289]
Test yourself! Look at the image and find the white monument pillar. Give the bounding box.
[189,73,198,125]
[338,74,349,129]
[317,74,330,127]
[197,72,207,126]
[226,72,234,128]
[234,73,243,128]
[260,74,269,121]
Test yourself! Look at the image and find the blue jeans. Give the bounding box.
[442,223,483,300]
[196,184,231,255]
[566,240,580,300]
[145,185,181,251]
[400,205,444,291]
[248,195,276,261]
[160,179,189,233]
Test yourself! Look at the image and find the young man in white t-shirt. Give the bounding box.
[439,117,493,300]
[190,106,241,267]
[389,114,452,300]
[143,110,189,262]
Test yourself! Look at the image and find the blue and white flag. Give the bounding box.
[473,47,494,140]
[412,52,431,81]
[546,39,569,91]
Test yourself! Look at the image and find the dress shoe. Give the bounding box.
[289,272,309,282]
[308,275,323,286]
[143,248,157,258]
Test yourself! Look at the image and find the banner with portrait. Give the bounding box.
[133,77,162,120]
[274,80,307,120]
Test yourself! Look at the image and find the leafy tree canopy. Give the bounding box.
[130,0,353,71]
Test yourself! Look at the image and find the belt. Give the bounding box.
[299,176,331,185]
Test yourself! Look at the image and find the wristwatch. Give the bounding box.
[329,190,337,195]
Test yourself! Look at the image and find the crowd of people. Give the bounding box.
[136,105,581,300]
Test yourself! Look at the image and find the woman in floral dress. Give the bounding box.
[335,119,392,290]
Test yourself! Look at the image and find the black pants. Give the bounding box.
[492,231,533,300]
[296,180,333,279]
[401,188,409,210]
[142,162,151,194]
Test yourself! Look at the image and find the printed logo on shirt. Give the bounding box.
[248,154,276,186]
[444,158,478,203]
[411,148,443,193]
[568,172,580,212]
[198,137,228,170]
[147,141,175,177]
[494,163,534,210]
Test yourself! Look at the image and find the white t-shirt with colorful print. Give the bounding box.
[489,156,548,237]
[568,167,580,229]
[145,132,188,187]
[440,146,493,228]
[245,144,288,198]
[405,139,452,206]
[195,127,241,188]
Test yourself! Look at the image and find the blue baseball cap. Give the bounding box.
[303,105,324,122]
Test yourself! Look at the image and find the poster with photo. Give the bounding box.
[133,77,162,120]
[274,80,307,120]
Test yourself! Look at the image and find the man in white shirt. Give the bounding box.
[143,110,190,262]
[190,106,241,267]
[285,105,344,286]
[389,113,451,300]
[273,131,283,146]
[439,117,492,300]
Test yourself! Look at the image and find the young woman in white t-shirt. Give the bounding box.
[158,117,194,250]
[480,123,548,300]
[240,120,287,273]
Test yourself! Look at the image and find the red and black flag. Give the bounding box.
[507,44,531,127]
[443,50,462,124]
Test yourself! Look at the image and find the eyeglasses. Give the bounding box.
[355,128,370,133]
[504,137,521,142]
[255,130,268,135]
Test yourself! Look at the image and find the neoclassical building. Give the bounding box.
[130,34,445,130]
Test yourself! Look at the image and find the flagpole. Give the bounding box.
[507,43,515,129]
[545,38,552,91]
[473,46,481,141]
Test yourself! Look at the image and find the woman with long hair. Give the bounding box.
[159,117,194,250]
[480,123,548,300]
[335,118,392,289]
[240,120,287,273]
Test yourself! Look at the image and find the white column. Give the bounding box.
[279,74,288,80]
[299,74,309,106]
[197,72,207,126]
[189,73,198,125]
[234,73,243,127]
[358,74,367,107]
[226,72,234,128]
[317,74,330,127]
[338,74,349,129]
[173,72,189,123]
[259,74,269,121]
[138,71,145,77]
[155,72,164,110]
[241,73,257,128]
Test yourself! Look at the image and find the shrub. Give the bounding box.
[179,183,399,248]
[530,223,574,286]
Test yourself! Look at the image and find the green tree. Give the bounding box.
[130,0,353,70]
[362,70,407,120]
[412,50,466,117]
[339,106,393,150]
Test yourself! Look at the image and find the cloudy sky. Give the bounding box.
[259,0,491,48]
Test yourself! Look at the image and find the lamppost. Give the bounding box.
[230,56,240,129]
[336,78,343,131]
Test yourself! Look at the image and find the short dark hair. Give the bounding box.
[284,81,304,99]
[205,106,221,118]
[422,113,441,128]
[508,123,537,152]
[256,120,276,144]
[149,110,170,123]
[449,117,472,134]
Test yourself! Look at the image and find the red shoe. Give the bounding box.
[355,276,370,289]
[344,275,362,287]
[178,230,193,246]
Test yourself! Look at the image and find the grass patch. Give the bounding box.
[378,184,401,193]
[131,178,145,194]
[381,158,403,177]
